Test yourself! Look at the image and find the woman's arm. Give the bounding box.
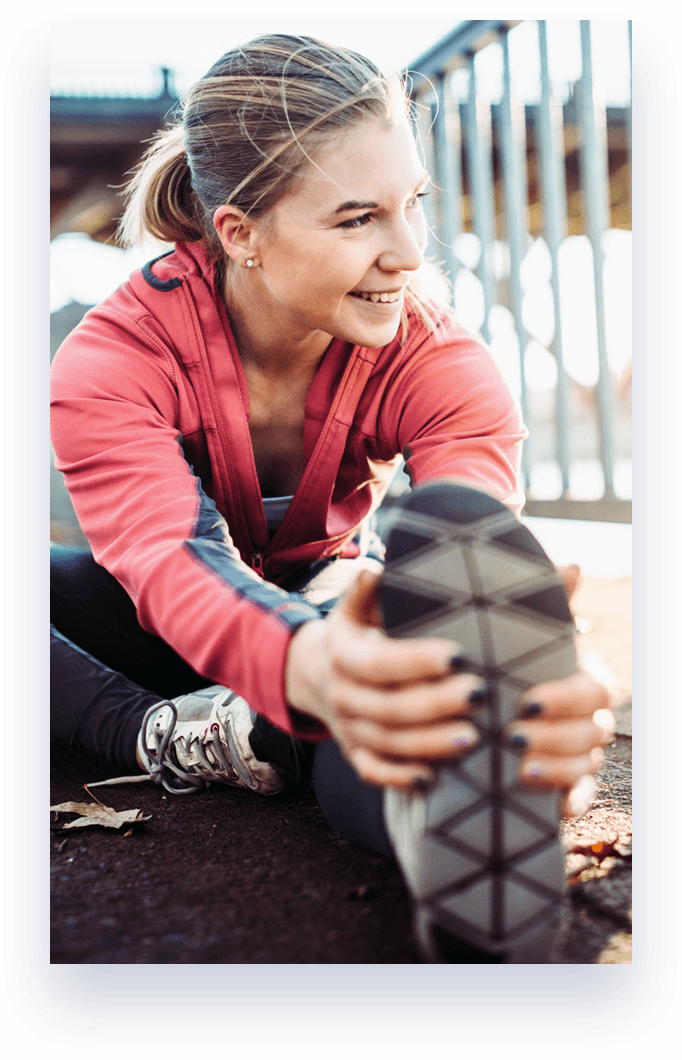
[51,302,324,739]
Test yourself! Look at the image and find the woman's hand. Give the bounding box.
[285,564,617,814]
[505,564,617,817]
[504,657,616,816]
[285,568,486,791]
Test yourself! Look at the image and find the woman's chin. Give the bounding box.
[338,317,402,349]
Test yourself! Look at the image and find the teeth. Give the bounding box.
[353,291,401,303]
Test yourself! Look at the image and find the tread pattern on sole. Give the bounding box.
[380,484,576,962]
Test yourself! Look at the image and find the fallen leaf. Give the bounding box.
[50,801,151,831]
[568,834,631,862]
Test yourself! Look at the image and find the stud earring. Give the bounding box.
[245,259,255,268]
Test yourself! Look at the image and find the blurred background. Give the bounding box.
[50,17,631,581]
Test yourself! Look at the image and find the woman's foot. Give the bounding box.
[379,481,576,963]
[93,686,289,796]
[138,686,290,795]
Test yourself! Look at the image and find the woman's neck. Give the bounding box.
[223,274,331,378]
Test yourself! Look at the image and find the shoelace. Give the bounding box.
[89,700,238,796]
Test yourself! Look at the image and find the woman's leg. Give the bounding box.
[312,739,394,858]
[50,544,205,698]
[51,624,161,770]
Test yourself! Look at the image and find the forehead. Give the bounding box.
[282,119,426,214]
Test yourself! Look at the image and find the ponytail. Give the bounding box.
[117,125,206,250]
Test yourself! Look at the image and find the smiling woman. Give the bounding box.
[50,33,614,964]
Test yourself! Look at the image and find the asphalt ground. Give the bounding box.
[50,739,420,964]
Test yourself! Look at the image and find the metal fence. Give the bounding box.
[407,19,631,522]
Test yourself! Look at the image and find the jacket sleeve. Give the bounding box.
[50,302,326,740]
[379,322,527,514]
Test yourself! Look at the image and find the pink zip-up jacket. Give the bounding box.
[50,243,526,738]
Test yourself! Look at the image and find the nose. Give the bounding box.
[378,212,425,275]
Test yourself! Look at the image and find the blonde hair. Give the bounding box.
[118,33,453,337]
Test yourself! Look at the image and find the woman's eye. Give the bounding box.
[409,192,429,208]
[339,213,372,230]
[339,193,428,230]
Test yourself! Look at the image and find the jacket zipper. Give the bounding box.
[180,282,268,563]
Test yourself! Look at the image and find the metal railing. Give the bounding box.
[408,20,632,522]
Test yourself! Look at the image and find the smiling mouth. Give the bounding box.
[349,290,403,304]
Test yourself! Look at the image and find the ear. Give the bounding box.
[213,204,259,265]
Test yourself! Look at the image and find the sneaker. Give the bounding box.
[379,481,576,963]
[90,686,289,797]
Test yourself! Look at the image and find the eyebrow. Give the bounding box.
[334,198,378,215]
[333,173,430,215]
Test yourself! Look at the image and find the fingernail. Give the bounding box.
[453,725,479,750]
[506,729,529,750]
[519,701,544,718]
[448,651,469,672]
[412,776,432,794]
[467,682,488,705]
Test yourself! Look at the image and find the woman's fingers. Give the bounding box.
[562,774,599,818]
[331,620,467,687]
[517,660,615,720]
[344,746,437,791]
[336,565,383,628]
[343,716,480,761]
[557,563,581,601]
[330,671,486,726]
[506,714,616,757]
[518,746,605,790]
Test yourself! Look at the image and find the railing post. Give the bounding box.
[466,52,497,345]
[578,19,616,498]
[537,19,572,497]
[433,71,463,297]
[413,93,439,260]
[499,29,531,489]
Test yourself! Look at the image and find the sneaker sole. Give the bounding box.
[379,482,576,963]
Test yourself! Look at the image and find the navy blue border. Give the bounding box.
[2,8,678,1051]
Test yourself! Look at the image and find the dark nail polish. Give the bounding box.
[508,732,529,749]
[412,776,431,793]
[521,702,544,718]
[467,683,488,705]
[448,652,469,672]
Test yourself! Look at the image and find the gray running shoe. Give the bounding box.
[91,685,288,797]
[380,481,577,963]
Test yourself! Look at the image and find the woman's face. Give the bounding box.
[245,118,429,350]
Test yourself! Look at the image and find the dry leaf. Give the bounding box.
[50,801,152,830]
[568,834,631,861]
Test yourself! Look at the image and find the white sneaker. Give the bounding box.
[140,686,290,795]
[91,686,288,796]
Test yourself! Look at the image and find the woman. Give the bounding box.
[50,34,614,963]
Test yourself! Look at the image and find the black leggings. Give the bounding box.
[50,546,393,859]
